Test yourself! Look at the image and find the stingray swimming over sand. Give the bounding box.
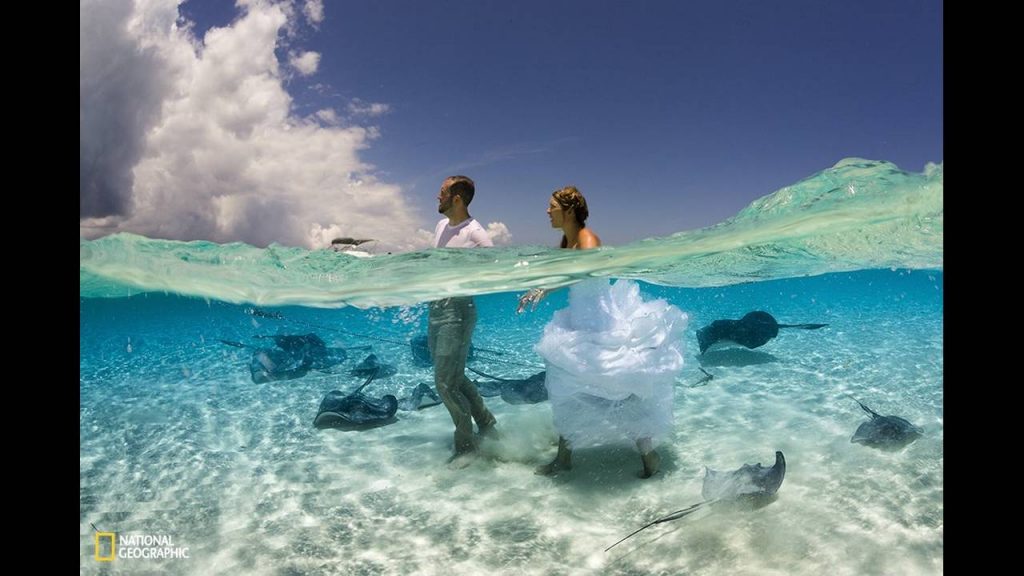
[696,311,828,354]
[467,366,548,404]
[313,372,399,430]
[221,333,360,383]
[850,398,923,451]
[315,377,445,429]
[396,382,444,411]
[606,451,787,551]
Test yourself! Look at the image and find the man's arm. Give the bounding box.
[470,223,493,247]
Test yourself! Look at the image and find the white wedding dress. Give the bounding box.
[534,279,688,450]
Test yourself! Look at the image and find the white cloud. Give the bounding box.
[303,0,324,25]
[409,228,437,250]
[80,0,175,219]
[348,99,391,117]
[486,222,512,245]
[80,0,421,251]
[289,50,319,76]
[315,108,339,125]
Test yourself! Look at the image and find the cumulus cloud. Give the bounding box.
[348,99,391,117]
[80,0,174,219]
[408,228,437,250]
[486,222,512,245]
[289,50,319,75]
[315,108,339,125]
[303,0,324,25]
[80,0,422,250]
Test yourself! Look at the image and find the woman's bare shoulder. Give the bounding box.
[579,228,602,249]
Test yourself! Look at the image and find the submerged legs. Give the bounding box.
[637,437,660,478]
[535,436,573,475]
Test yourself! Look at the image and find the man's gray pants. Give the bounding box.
[428,297,496,453]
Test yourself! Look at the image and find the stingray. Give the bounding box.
[850,399,923,451]
[696,311,828,354]
[606,451,786,551]
[245,307,284,319]
[409,335,476,367]
[474,379,503,398]
[467,366,548,404]
[313,372,399,430]
[397,383,444,411]
[221,333,357,383]
[255,333,350,370]
[248,347,314,383]
[349,354,398,378]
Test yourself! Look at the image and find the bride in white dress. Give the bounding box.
[518,186,688,478]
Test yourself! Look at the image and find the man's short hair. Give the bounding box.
[445,175,476,205]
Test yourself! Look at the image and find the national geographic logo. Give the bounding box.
[91,524,190,561]
[94,531,115,562]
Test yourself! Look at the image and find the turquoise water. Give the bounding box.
[80,159,943,574]
[80,159,942,307]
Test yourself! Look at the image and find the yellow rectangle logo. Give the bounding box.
[95,532,116,562]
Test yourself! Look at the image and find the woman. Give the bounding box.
[519,186,688,478]
[516,186,599,313]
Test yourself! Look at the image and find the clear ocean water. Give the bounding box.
[80,159,943,575]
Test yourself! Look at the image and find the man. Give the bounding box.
[429,176,498,463]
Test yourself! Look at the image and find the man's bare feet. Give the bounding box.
[447,450,478,469]
[477,424,501,441]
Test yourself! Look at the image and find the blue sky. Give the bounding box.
[81,0,942,250]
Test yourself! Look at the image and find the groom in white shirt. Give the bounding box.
[429,176,498,463]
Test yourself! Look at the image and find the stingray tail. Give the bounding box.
[688,367,715,388]
[605,500,711,552]
[466,366,513,382]
[467,345,506,357]
[351,369,379,395]
[844,394,881,419]
[777,323,829,330]
[219,339,253,349]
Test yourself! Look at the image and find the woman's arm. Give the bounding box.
[518,229,602,313]
[517,288,547,314]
